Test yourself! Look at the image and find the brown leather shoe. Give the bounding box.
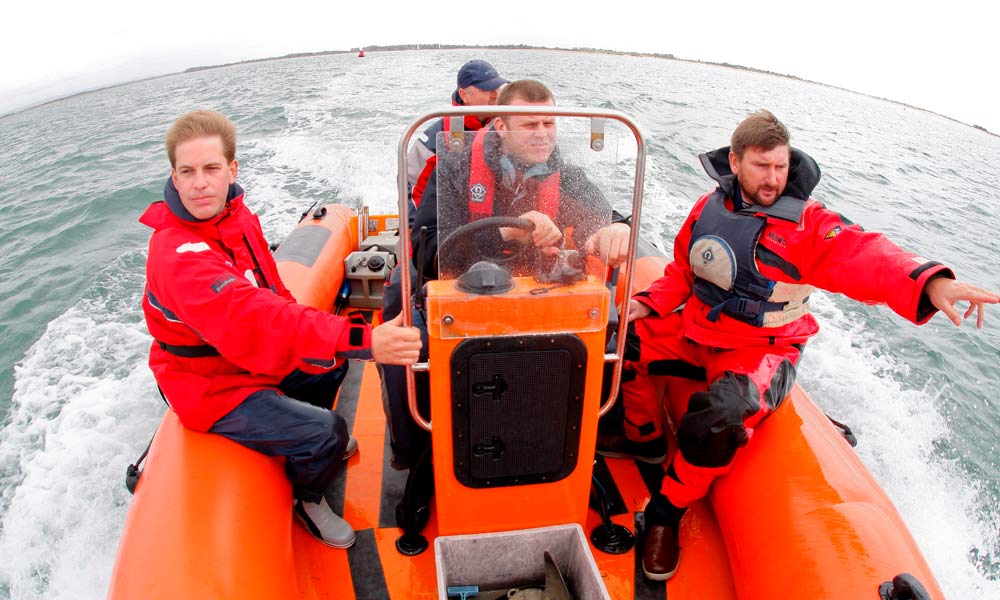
[642,524,680,581]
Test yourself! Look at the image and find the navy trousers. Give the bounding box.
[209,364,350,503]
[380,264,431,470]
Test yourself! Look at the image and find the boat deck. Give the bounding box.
[302,359,736,599]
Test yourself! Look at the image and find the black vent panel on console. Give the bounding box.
[451,334,587,488]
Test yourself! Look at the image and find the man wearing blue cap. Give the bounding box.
[406,60,508,218]
[380,60,507,477]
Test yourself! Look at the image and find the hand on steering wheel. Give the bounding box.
[440,216,537,266]
[502,211,562,255]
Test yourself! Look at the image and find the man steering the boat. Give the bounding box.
[406,59,508,225]
[140,110,422,550]
[411,79,630,278]
[380,79,630,483]
[607,109,1000,581]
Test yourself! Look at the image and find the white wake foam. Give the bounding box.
[0,268,162,600]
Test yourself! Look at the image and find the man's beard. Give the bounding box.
[743,185,781,206]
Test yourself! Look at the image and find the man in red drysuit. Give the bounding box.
[142,110,422,549]
[601,109,1000,581]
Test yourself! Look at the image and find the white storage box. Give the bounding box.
[434,523,610,600]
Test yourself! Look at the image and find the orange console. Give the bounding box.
[425,274,611,535]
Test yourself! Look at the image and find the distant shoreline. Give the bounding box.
[4,44,996,137]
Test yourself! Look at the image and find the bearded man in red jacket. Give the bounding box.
[141,110,421,549]
[599,109,999,581]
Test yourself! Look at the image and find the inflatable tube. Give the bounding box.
[274,203,356,310]
[613,234,668,308]
[709,385,943,599]
[108,412,297,599]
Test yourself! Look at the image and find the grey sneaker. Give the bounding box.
[294,497,356,548]
[343,435,358,460]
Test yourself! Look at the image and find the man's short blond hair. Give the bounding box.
[165,110,237,167]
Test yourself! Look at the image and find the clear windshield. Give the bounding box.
[434,123,626,283]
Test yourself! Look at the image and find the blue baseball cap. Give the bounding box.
[457,60,507,91]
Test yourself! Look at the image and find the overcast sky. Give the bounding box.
[2,1,997,134]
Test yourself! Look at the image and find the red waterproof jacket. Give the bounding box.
[141,181,371,432]
[635,147,953,349]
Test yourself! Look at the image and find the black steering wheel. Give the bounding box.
[440,216,537,266]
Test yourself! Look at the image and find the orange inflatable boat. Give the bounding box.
[108,208,941,600]
[108,107,942,599]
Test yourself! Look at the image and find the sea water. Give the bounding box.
[0,49,997,599]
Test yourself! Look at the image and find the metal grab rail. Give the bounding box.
[395,106,648,431]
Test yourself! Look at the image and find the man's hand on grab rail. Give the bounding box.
[626,298,652,323]
[371,313,422,364]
